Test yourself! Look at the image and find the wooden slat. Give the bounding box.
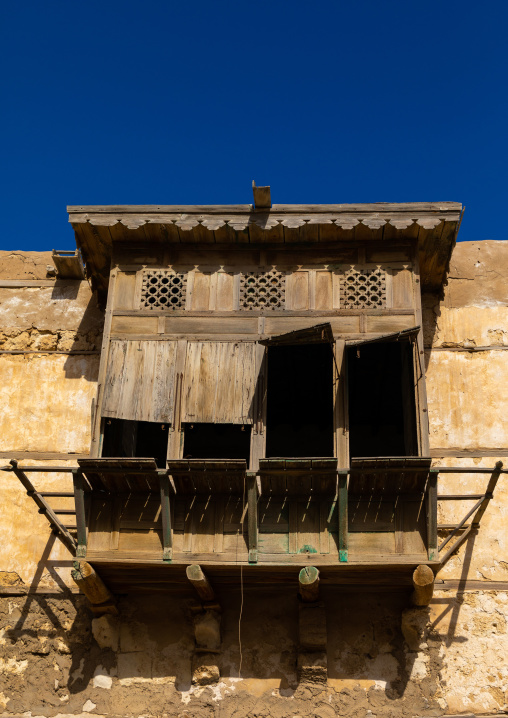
[79,458,160,493]
[182,341,258,424]
[102,340,177,423]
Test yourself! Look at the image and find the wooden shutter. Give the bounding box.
[345,326,420,347]
[102,340,178,423]
[260,322,334,347]
[182,341,258,424]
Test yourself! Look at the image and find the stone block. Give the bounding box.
[193,609,221,650]
[298,602,327,650]
[401,607,431,651]
[297,651,327,684]
[192,652,220,685]
[91,614,120,651]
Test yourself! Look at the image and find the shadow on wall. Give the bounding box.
[47,280,104,381]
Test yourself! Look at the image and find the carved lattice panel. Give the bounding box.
[340,267,387,309]
[140,270,187,310]
[240,269,285,310]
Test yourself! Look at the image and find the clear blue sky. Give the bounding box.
[1,1,507,250]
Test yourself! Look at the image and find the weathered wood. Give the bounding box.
[72,469,87,558]
[472,461,503,527]
[299,566,320,601]
[52,250,85,279]
[186,564,216,601]
[252,182,271,209]
[427,469,438,561]
[338,472,348,562]
[9,460,77,555]
[102,339,178,423]
[247,473,258,563]
[71,560,117,613]
[159,473,173,562]
[411,564,435,606]
[182,341,258,424]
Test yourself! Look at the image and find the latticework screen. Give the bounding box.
[140,270,187,310]
[340,267,387,309]
[240,269,285,310]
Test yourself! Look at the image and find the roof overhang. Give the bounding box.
[67,202,463,304]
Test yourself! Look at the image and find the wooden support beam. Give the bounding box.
[472,461,502,527]
[338,472,348,562]
[71,560,117,615]
[252,181,271,209]
[427,469,438,560]
[72,468,87,559]
[299,567,320,602]
[247,472,258,564]
[10,460,77,555]
[411,564,435,606]
[186,564,216,602]
[159,472,173,562]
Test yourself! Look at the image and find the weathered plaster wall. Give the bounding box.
[0,242,507,717]
[0,251,102,596]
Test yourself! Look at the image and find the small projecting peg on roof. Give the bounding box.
[252,180,271,210]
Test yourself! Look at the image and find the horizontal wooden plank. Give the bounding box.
[0,279,59,287]
[164,317,258,334]
[365,314,417,333]
[113,309,416,317]
[110,316,158,335]
[0,451,89,460]
[265,316,360,335]
[429,448,508,457]
[69,202,462,214]
[86,550,434,565]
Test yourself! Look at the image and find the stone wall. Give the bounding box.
[0,242,507,717]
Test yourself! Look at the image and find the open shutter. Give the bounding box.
[345,326,420,347]
[182,341,258,424]
[260,322,334,347]
[102,340,178,423]
[346,326,424,457]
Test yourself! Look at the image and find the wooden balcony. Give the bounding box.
[4,457,503,595]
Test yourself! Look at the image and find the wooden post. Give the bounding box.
[159,471,173,562]
[71,560,117,614]
[247,472,258,564]
[299,566,320,602]
[186,564,216,602]
[338,471,348,562]
[411,564,435,606]
[427,469,438,560]
[72,468,87,559]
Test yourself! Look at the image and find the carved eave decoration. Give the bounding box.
[67,202,463,304]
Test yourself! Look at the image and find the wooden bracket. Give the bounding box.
[186,564,216,602]
[411,564,435,606]
[338,472,348,562]
[299,566,320,602]
[159,472,173,562]
[72,560,118,615]
[247,472,258,564]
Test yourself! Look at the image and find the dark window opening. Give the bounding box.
[102,418,169,468]
[347,341,417,458]
[183,423,251,464]
[266,344,334,458]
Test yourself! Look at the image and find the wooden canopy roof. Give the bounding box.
[67,201,463,303]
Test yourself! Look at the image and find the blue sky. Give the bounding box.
[1,1,507,250]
